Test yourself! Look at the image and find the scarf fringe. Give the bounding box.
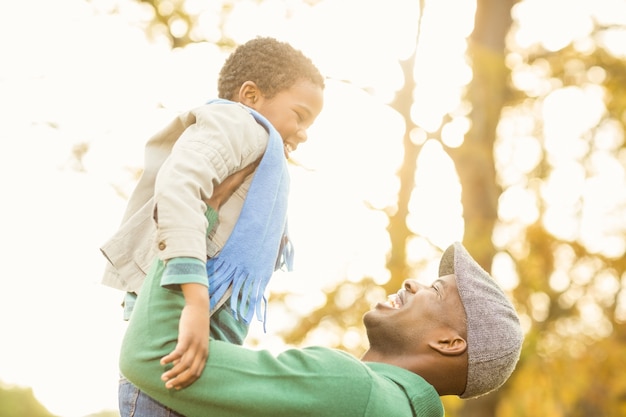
[207,257,273,326]
[275,230,295,271]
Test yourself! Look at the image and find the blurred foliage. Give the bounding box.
[121,0,321,49]
[0,383,57,417]
[99,0,626,415]
[83,411,121,417]
[0,381,120,417]
[135,0,234,48]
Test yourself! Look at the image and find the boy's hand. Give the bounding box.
[205,158,260,211]
[160,283,210,390]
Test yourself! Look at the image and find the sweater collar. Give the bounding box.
[365,362,444,417]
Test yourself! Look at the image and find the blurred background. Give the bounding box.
[1,0,625,416]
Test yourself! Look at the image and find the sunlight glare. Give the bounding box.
[598,28,626,57]
[512,0,594,51]
[616,283,626,322]
[492,251,520,291]
[592,270,621,307]
[409,0,475,132]
[529,292,551,322]
[541,162,584,240]
[498,185,539,225]
[441,116,470,148]
[407,140,464,249]
[549,270,571,293]
[542,86,605,164]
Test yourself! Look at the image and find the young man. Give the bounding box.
[100,36,324,400]
[119,241,524,417]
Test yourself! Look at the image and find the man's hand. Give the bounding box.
[205,158,260,211]
[160,283,210,390]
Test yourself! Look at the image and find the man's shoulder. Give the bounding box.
[283,346,368,374]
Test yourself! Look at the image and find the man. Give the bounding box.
[119,241,523,416]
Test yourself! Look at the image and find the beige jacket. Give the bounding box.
[101,102,269,293]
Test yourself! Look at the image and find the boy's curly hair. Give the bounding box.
[218,37,325,100]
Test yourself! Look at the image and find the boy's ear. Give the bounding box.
[428,333,467,357]
[238,81,261,106]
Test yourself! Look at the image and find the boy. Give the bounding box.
[101,36,324,400]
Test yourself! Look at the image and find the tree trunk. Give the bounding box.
[386,55,420,293]
[448,0,519,415]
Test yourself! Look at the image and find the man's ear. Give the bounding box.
[238,81,261,107]
[428,334,467,357]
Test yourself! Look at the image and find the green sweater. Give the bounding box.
[120,260,444,417]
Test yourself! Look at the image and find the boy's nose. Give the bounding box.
[295,130,307,143]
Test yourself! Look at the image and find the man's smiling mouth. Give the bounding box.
[384,292,405,309]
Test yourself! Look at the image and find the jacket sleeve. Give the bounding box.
[153,103,268,262]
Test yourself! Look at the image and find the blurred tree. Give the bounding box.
[442,0,520,415]
[495,12,626,416]
[0,383,57,417]
[132,0,235,48]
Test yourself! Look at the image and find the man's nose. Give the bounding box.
[403,279,425,293]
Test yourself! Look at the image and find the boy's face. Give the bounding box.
[240,79,324,159]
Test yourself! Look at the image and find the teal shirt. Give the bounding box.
[120,257,444,417]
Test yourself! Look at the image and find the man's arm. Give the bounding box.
[120,262,375,417]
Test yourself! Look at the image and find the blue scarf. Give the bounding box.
[205,99,293,327]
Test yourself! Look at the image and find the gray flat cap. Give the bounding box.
[439,242,523,399]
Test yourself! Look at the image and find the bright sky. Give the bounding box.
[1,0,623,416]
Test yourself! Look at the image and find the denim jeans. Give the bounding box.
[119,377,185,417]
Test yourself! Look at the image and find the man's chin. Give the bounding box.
[362,308,386,329]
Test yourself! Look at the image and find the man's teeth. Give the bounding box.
[386,294,401,309]
[285,144,294,153]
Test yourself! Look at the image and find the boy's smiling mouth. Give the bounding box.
[284,143,294,158]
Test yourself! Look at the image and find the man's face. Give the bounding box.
[252,79,324,159]
[363,274,467,355]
